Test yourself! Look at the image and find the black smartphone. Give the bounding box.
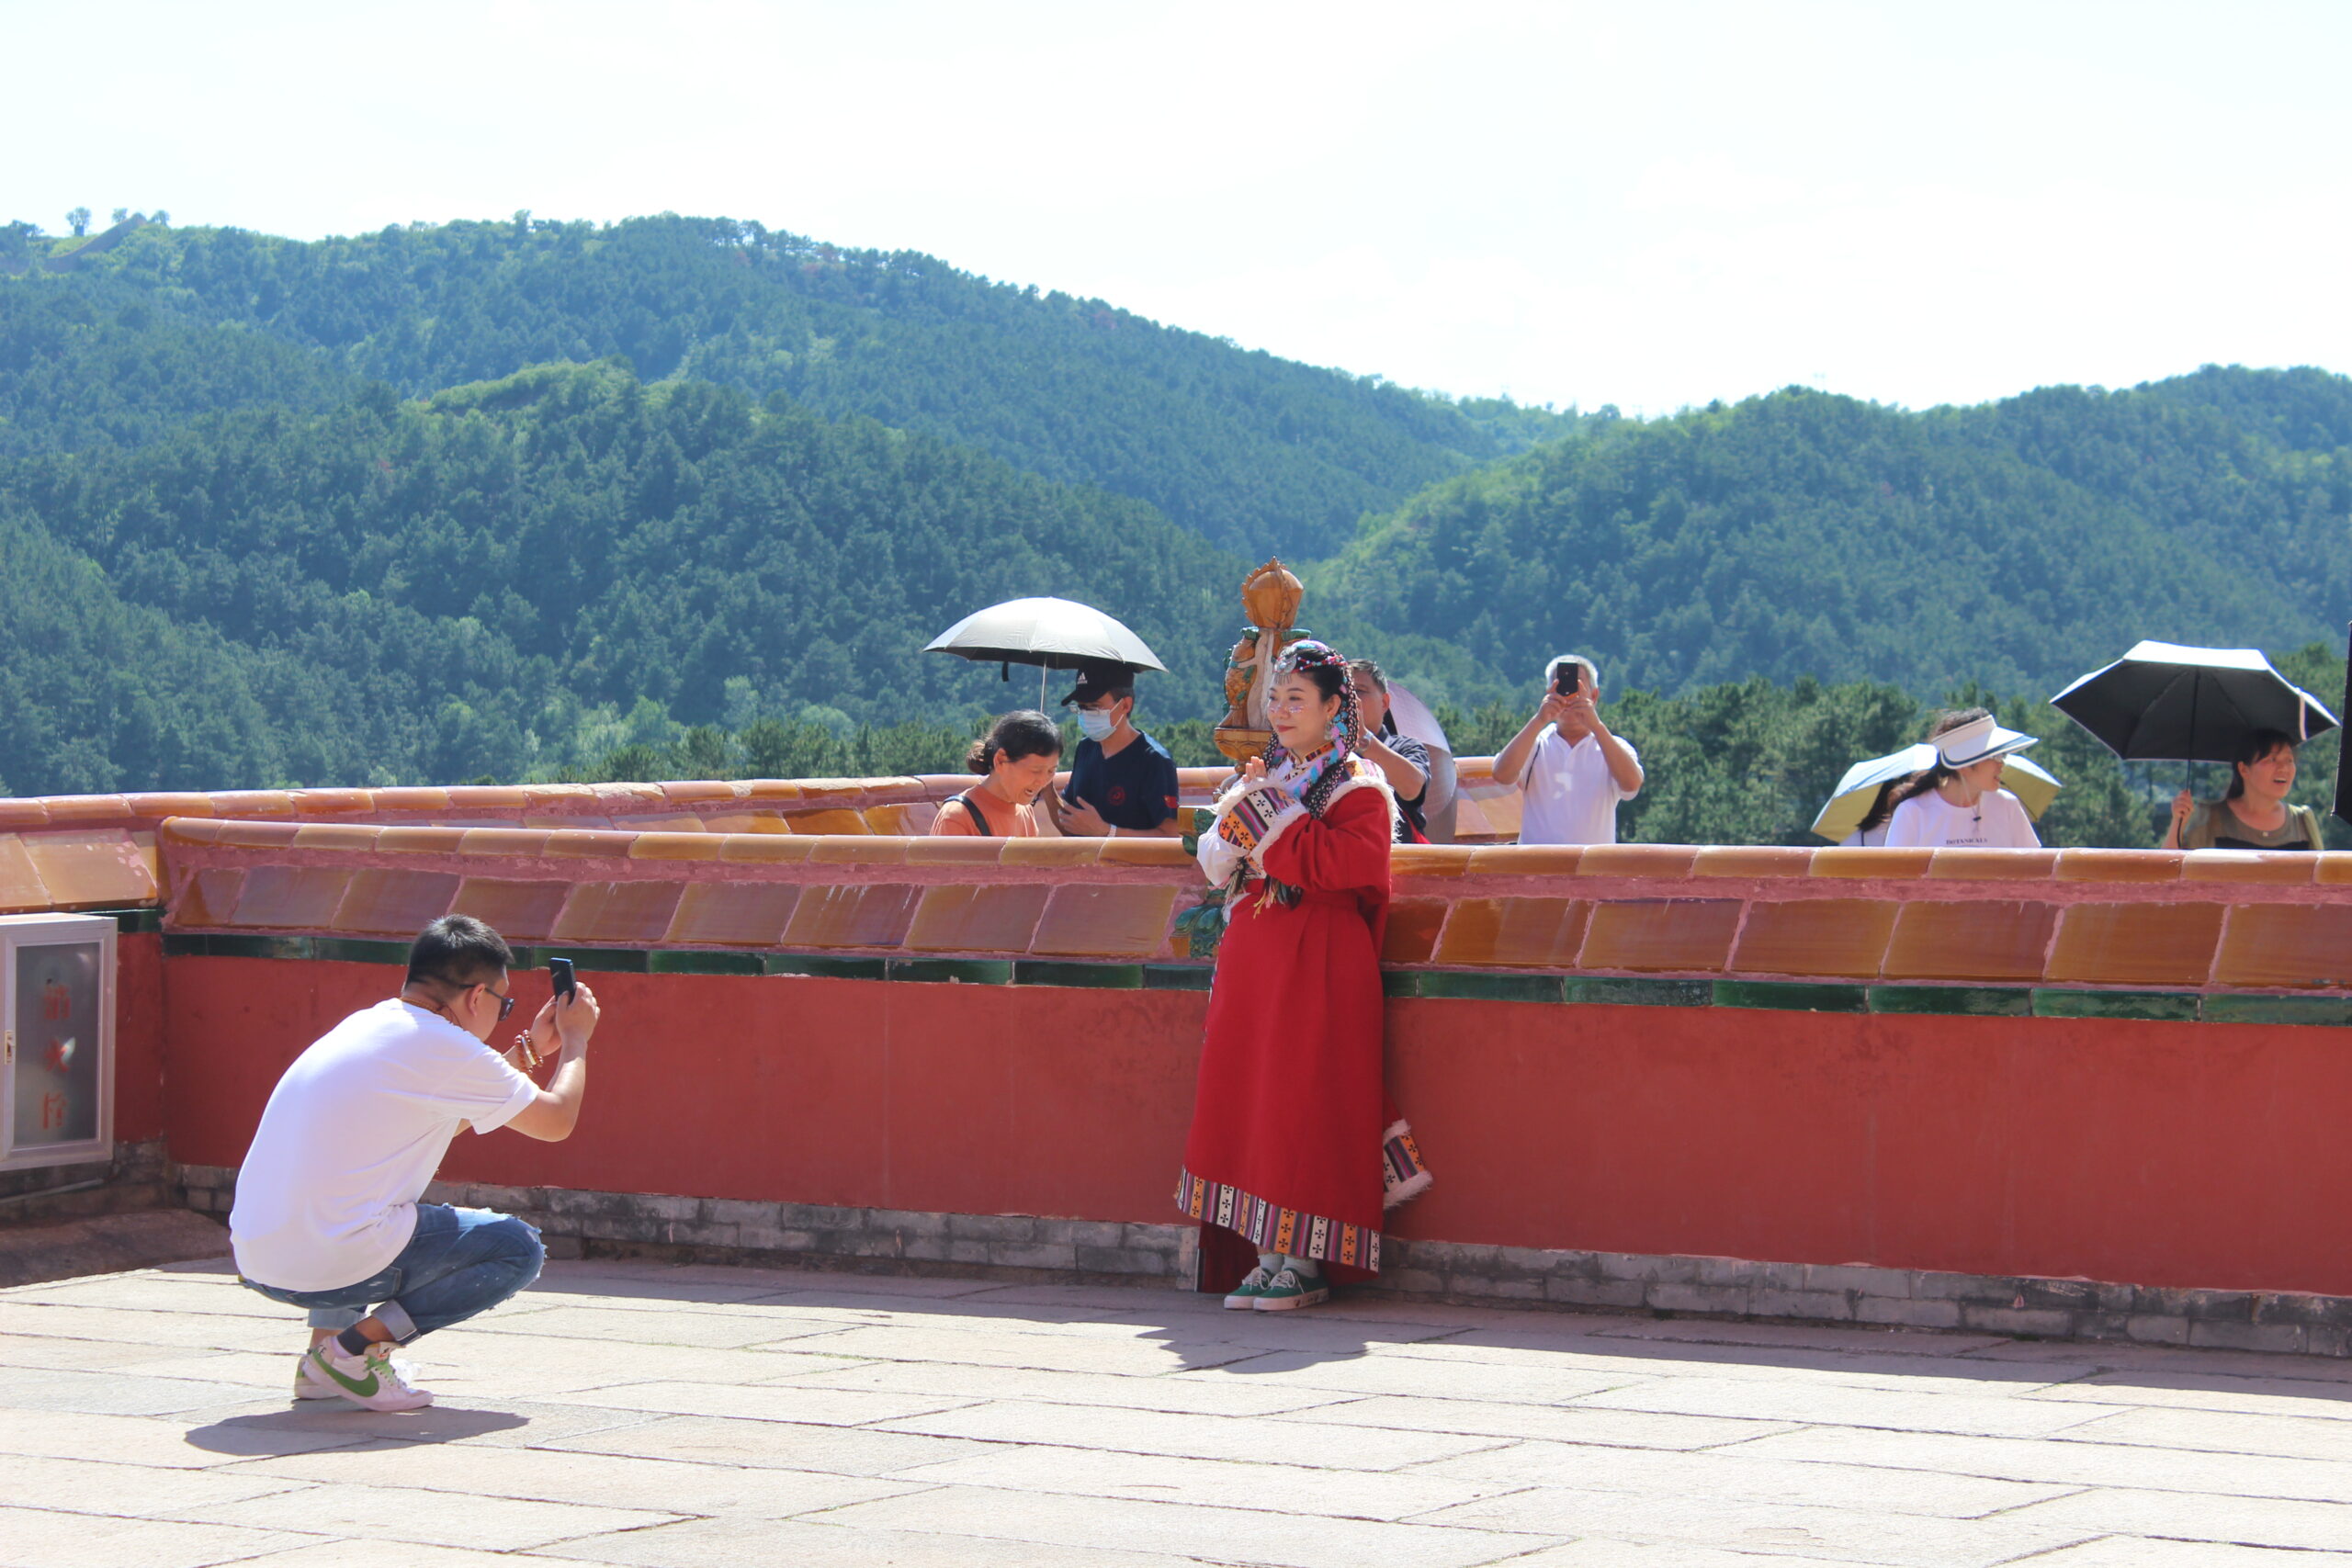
[548,956,576,1001]
[1553,661,1581,697]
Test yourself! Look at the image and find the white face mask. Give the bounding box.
[1077,708,1118,741]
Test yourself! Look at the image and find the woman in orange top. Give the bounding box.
[931,710,1064,838]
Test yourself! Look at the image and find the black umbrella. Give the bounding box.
[2051,640,2338,788]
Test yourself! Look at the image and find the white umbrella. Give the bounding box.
[924,596,1167,708]
[1811,744,2063,843]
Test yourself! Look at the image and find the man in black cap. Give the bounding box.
[1057,665,1184,839]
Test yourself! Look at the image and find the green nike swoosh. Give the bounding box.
[314,1351,379,1397]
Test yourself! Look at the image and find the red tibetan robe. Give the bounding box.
[1177,759,1430,1281]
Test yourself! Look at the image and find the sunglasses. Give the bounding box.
[479,983,516,1021]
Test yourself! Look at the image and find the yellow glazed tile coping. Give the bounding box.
[369,788,455,812]
[905,838,1011,866]
[1000,839,1105,868]
[1883,900,2060,983]
[1382,898,1451,964]
[660,782,741,805]
[1810,847,1935,879]
[227,866,352,930]
[1693,846,1816,879]
[1097,839,1193,868]
[25,830,158,908]
[2212,904,2352,989]
[451,878,570,942]
[334,870,461,936]
[42,796,136,826]
[1392,846,1477,878]
[2180,851,2318,886]
[205,791,299,818]
[2055,848,2185,883]
[665,883,802,947]
[783,809,874,836]
[628,832,723,863]
[542,830,637,859]
[374,828,471,854]
[697,813,794,835]
[1432,897,1591,968]
[1577,898,1743,973]
[1464,846,1582,876]
[717,835,819,864]
[2045,902,2225,987]
[553,881,687,945]
[290,789,377,818]
[1031,885,1180,958]
[1577,845,1700,878]
[737,780,807,803]
[1732,899,1899,979]
[1923,849,2060,881]
[128,793,219,818]
[0,837,48,911]
[457,829,551,858]
[175,868,245,928]
[808,838,912,866]
[782,884,919,949]
[2315,853,2352,885]
[905,885,1052,953]
[289,825,384,853]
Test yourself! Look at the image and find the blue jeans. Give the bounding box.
[240,1204,545,1341]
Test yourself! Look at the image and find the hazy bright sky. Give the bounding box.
[8,1,2346,414]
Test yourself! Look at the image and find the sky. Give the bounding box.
[6,0,2346,415]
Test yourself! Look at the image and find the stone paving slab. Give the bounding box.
[7,1254,2352,1564]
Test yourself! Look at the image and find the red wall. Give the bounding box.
[117,932,164,1145]
[160,956,2352,1298]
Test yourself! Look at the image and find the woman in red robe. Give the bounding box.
[1178,640,1432,1311]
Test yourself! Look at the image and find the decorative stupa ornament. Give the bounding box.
[1213,558,1309,762]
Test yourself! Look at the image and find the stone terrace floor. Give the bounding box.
[6,1258,2352,1566]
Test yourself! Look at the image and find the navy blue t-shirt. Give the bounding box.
[1065,731,1180,832]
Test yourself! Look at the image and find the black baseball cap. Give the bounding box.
[1058,663,1137,706]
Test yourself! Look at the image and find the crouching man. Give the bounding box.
[230,915,600,1411]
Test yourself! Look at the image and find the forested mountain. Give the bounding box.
[0,359,1241,792]
[1317,376,2352,705]
[0,210,2346,832]
[53,217,1502,557]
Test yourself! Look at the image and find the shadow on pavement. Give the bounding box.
[186,1403,527,1454]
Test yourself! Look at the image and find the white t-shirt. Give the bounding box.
[231,998,538,1292]
[1883,788,2041,850]
[1516,728,1639,846]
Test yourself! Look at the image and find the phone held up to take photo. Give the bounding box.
[1553,661,1581,697]
[548,956,576,1001]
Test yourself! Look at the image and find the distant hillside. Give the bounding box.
[59,216,1505,557]
[1316,373,2352,706]
[0,360,1244,794]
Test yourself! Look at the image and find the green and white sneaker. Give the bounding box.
[293,1352,341,1399]
[300,1341,434,1412]
[1223,1265,1276,1310]
[1251,1267,1329,1312]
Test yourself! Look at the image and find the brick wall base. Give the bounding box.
[170,1163,2351,1358]
[0,1140,172,1226]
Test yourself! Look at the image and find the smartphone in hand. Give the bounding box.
[1553,661,1581,697]
[548,956,576,1001]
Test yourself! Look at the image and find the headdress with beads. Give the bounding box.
[1265,639,1361,819]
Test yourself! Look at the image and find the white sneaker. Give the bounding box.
[301,1341,435,1411]
[293,1352,341,1399]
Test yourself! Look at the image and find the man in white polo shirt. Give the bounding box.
[232,915,600,1411]
[1494,654,1646,845]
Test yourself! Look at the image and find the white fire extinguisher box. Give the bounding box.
[0,913,117,1173]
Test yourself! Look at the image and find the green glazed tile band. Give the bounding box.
[647,950,765,976]
[1419,971,1564,1004]
[146,935,2352,1026]
[2199,994,2352,1027]
[888,959,1014,986]
[1713,980,1871,1013]
[1567,976,1713,1008]
[1014,961,1144,989]
[1868,986,2035,1018]
[2031,988,2200,1022]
